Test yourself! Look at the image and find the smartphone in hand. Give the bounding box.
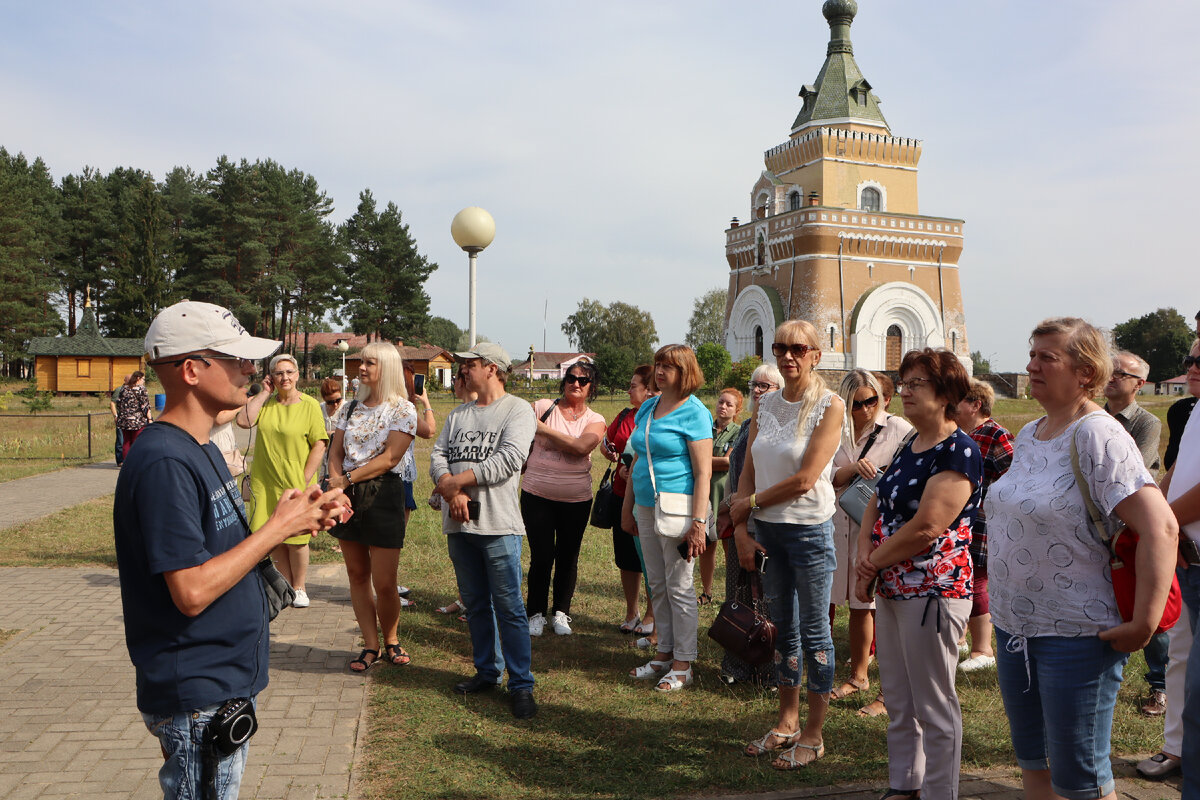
[414,373,425,396]
[676,540,691,560]
[753,549,768,574]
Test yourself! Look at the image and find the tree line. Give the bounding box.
[0,147,456,376]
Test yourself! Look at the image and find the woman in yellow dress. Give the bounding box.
[240,353,329,608]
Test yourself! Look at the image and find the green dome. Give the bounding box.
[822,0,858,22]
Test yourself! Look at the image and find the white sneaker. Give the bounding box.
[957,641,970,658]
[528,612,546,637]
[958,654,996,672]
[292,589,310,608]
[552,611,573,636]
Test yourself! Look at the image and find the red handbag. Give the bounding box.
[707,570,776,665]
[1072,435,1181,635]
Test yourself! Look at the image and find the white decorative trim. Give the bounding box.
[726,286,778,360]
[849,282,945,371]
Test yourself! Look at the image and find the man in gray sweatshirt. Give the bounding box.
[431,343,538,718]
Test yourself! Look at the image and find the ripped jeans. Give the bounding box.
[141,699,255,800]
[754,518,835,692]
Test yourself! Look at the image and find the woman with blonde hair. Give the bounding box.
[326,342,418,671]
[828,368,912,703]
[731,319,844,769]
[240,353,328,608]
[985,318,1176,800]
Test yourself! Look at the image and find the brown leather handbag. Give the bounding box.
[707,570,776,665]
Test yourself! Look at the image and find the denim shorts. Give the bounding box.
[994,628,1126,800]
[141,699,254,800]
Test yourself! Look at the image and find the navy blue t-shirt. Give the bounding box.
[114,422,270,715]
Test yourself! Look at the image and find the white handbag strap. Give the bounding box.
[644,402,658,498]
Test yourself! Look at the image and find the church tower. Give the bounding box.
[724,0,969,373]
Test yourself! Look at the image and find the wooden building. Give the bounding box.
[27,302,144,394]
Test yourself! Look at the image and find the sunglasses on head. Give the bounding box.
[771,342,817,359]
[1184,355,1200,370]
[565,374,592,386]
[852,395,879,411]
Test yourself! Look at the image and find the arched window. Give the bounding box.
[754,326,764,359]
[756,234,766,266]
[789,191,802,211]
[886,324,903,371]
[860,186,881,212]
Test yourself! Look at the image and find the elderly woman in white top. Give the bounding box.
[828,368,912,703]
[986,318,1177,800]
[730,320,844,770]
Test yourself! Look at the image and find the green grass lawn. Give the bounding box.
[0,391,1171,799]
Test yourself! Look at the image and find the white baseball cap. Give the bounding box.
[145,301,281,362]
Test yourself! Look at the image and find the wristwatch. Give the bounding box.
[750,493,760,510]
[346,469,354,485]
[692,517,705,524]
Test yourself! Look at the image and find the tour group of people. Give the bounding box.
[113,299,1200,800]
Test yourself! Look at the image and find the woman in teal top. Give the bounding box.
[240,354,328,608]
[698,387,743,604]
[620,344,713,693]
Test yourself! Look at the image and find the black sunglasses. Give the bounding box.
[1184,356,1200,370]
[771,342,817,359]
[565,374,592,387]
[852,395,879,411]
[150,353,253,369]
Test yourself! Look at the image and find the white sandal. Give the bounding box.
[654,667,693,692]
[630,659,671,679]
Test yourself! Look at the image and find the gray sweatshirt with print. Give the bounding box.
[430,393,536,536]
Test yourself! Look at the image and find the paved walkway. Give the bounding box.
[0,461,121,530]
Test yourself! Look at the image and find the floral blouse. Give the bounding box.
[335,398,417,474]
[115,384,151,430]
[872,428,982,600]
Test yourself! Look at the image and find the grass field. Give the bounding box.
[0,389,1172,799]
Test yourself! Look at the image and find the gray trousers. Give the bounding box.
[876,594,971,800]
[635,504,699,661]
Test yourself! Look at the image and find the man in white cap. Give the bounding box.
[115,301,348,799]
[431,342,539,718]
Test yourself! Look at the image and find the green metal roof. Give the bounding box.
[791,0,889,133]
[27,306,144,357]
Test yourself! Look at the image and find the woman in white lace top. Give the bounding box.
[730,319,844,770]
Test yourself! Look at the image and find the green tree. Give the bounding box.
[339,190,437,341]
[561,299,657,364]
[422,316,464,352]
[685,288,727,349]
[593,344,638,393]
[695,341,732,389]
[0,148,63,375]
[1113,308,1194,382]
[56,167,114,334]
[970,350,992,374]
[728,355,763,392]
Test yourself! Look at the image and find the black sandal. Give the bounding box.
[880,790,919,800]
[698,593,713,606]
[384,643,412,666]
[349,648,379,673]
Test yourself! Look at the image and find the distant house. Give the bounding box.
[286,333,455,388]
[1159,374,1188,396]
[27,301,144,394]
[510,352,596,382]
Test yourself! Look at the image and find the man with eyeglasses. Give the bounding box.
[1103,350,1162,472]
[431,342,539,718]
[115,301,348,799]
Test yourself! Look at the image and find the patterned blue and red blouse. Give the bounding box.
[872,428,983,600]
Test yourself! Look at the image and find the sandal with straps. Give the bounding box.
[348,648,379,673]
[773,741,825,770]
[830,676,869,700]
[384,643,412,666]
[630,659,671,680]
[744,729,800,757]
[654,667,693,693]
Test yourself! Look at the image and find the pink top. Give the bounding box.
[522,399,606,502]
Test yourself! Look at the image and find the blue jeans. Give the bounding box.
[1180,565,1200,800]
[755,518,835,692]
[1143,630,1169,692]
[141,699,254,800]
[994,628,1126,800]
[447,532,534,692]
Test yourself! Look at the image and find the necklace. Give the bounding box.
[1037,399,1091,440]
[561,404,585,421]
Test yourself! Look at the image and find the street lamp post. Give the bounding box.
[450,207,496,347]
[528,345,535,389]
[337,339,349,396]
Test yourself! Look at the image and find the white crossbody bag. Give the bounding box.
[644,406,696,538]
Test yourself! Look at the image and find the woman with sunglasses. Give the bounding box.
[828,368,912,705]
[522,362,607,636]
[730,321,843,769]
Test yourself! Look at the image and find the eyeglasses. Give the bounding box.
[1109,370,1142,382]
[324,396,342,404]
[895,377,932,392]
[151,353,254,370]
[748,380,775,391]
[565,374,592,387]
[771,342,817,359]
[1184,356,1200,370]
[852,395,880,411]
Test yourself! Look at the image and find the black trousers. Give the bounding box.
[521,491,592,616]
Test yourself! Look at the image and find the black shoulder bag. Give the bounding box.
[589,407,632,529]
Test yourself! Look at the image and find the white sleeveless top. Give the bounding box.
[750,389,838,524]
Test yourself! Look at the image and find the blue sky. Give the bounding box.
[5,1,1198,370]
